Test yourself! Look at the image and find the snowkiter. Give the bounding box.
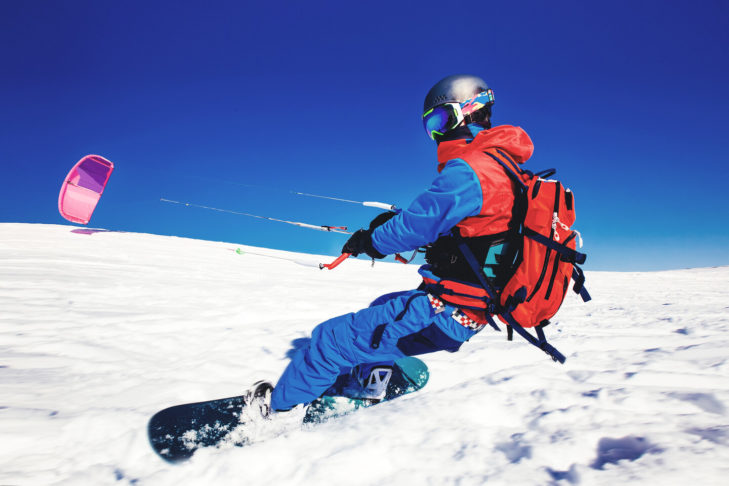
[260,74,536,415]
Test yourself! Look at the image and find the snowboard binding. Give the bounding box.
[351,363,394,401]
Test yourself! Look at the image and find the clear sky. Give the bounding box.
[1,0,727,271]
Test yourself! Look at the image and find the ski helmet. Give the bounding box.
[422,74,494,140]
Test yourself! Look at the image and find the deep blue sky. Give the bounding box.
[1,0,727,271]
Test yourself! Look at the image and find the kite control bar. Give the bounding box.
[319,249,419,270]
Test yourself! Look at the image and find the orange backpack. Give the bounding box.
[456,149,590,363]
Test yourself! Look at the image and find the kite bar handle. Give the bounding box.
[321,250,414,270]
[320,253,351,270]
[363,201,397,211]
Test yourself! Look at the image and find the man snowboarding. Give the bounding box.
[148,74,589,461]
[252,74,536,418]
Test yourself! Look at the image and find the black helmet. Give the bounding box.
[423,74,491,113]
[422,74,494,141]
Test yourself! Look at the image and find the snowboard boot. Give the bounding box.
[243,380,274,419]
[244,380,307,426]
[351,362,394,402]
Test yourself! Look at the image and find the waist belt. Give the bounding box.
[422,276,491,311]
[427,293,486,332]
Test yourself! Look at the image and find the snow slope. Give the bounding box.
[1,223,728,485]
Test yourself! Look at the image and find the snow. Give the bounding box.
[1,223,728,485]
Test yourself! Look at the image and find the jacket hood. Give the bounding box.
[437,125,534,172]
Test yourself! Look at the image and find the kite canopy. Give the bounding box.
[58,155,114,225]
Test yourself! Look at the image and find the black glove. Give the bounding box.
[342,229,386,259]
[367,211,397,230]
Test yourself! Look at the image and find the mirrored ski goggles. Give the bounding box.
[422,89,494,140]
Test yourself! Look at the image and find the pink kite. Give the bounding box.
[58,155,114,224]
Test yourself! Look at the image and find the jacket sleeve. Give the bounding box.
[370,159,483,255]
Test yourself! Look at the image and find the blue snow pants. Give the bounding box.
[270,289,481,411]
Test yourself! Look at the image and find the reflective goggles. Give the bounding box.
[422,89,494,140]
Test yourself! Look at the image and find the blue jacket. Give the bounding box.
[371,159,483,255]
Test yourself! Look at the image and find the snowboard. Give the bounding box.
[148,357,429,462]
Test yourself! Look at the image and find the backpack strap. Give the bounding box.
[483,150,529,190]
[452,231,500,304]
[501,312,566,363]
[487,149,558,188]
[572,266,592,302]
[535,168,556,178]
[523,228,587,265]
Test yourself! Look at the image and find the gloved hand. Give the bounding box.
[367,211,397,230]
[342,229,386,259]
